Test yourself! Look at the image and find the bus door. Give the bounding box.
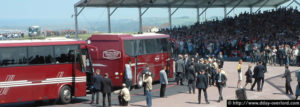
[71,49,92,95]
[80,49,94,92]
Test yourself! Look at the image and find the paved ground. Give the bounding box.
[1,61,300,107]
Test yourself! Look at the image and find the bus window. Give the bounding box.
[28,46,54,64]
[124,40,136,57]
[54,45,78,63]
[0,47,27,67]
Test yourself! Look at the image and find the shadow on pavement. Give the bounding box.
[185,101,198,104]
[130,104,147,107]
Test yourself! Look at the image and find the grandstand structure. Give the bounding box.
[73,0,299,39]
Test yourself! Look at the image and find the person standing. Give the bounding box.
[237,60,243,88]
[196,71,209,104]
[90,69,103,105]
[102,73,112,106]
[125,60,133,90]
[251,62,265,91]
[271,46,277,66]
[187,62,196,94]
[282,65,293,95]
[176,55,185,85]
[295,70,300,100]
[143,72,153,107]
[143,64,151,95]
[160,65,168,97]
[118,83,131,106]
[214,68,227,102]
[217,52,224,68]
[278,45,285,66]
[243,65,253,89]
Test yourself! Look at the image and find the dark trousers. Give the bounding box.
[297,56,300,66]
[143,82,146,96]
[279,57,284,66]
[285,81,293,94]
[91,90,100,104]
[118,95,128,106]
[217,83,224,101]
[251,78,257,90]
[176,72,183,85]
[257,77,264,91]
[103,92,111,106]
[160,84,166,97]
[188,80,195,94]
[198,88,208,103]
[125,79,133,91]
[263,63,267,72]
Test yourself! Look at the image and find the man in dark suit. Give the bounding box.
[102,73,112,106]
[214,68,227,102]
[278,45,285,66]
[90,69,103,105]
[251,62,265,91]
[176,55,185,85]
[217,52,224,68]
[187,62,196,94]
[282,65,293,95]
[196,71,209,104]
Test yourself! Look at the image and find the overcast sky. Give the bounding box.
[0,0,299,22]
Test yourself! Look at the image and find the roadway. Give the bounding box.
[1,61,300,107]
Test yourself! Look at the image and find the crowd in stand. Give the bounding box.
[159,7,300,66]
[0,32,24,40]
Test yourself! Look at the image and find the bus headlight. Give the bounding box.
[87,40,91,44]
[115,72,119,75]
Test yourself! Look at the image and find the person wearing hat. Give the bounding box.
[143,71,153,107]
[119,83,131,106]
[90,69,103,105]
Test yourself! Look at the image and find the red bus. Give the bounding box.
[0,39,94,104]
[87,33,174,88]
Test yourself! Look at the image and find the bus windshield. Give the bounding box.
[124,38,169,56]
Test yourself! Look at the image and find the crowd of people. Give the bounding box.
[0,32,24,40]
[159,7,300,66]
[86,7,300,107]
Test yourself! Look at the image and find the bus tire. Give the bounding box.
[136,73,143,89]
[59,85,72,104]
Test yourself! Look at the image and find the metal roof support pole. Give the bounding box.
[199,0,216,17]
[168,7,172,29]
[224,7,227,18]
[294,0,300,7]
[196,8,200,22]
[74,7,79,40]
[250,7,253,14]
[286,0,295,7]
[225,0,243,16]
[107,7,111,33]
[138,7,143,33]
[255,0,270,13]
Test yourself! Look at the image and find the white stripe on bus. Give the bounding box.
[0,76,86,88]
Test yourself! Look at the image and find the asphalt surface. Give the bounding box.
[1,61,300,107]
[0,78,186,107]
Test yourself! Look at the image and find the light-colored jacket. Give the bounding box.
[176,59,185,73]
[120,87,131,101]
[160,69,168,84]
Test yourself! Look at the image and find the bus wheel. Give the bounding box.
[136,74,143,89]
[59,86,72,104]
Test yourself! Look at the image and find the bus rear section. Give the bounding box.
[88,35,125,88]
[0,40,92,104]
[88,33,174,88]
